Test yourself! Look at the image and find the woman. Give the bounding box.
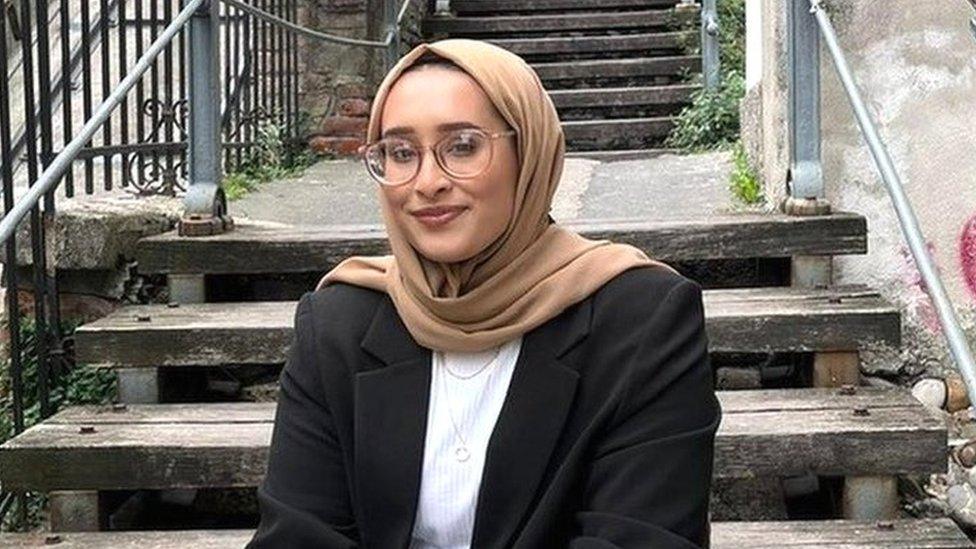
[247,39,720,549]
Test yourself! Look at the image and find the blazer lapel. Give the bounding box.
[355,296,431,549]
[355,294,592,549]
[471,298,591,549]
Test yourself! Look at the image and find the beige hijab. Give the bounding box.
[317,39,674,352]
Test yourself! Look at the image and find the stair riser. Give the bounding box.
[557,103,689,121]
[564,119,675,150]
[423,10,696,37]
[452,0,681,15]
[489,32,697,60]
[550,86,697,110]
[534,57,701,84]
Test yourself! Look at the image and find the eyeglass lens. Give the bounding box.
[365,130,493,185]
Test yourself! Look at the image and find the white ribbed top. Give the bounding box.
[409,336,523,549]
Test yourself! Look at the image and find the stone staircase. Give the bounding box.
[0,199,970,545]
[423,0,702,157]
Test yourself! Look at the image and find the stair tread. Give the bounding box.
[135,213,869,275]
[423,8,695,34]
[452,0,682,14]
[0,519,968,548]
[0,387,945,490]
[73,284,899,367]
[489,31,696,55]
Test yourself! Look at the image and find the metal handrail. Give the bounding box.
[220,0,413,48]
[0,0,205,244]
[806,0,976,405]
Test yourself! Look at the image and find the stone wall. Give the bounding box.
[742,0,976,380]
[302,0,429,157]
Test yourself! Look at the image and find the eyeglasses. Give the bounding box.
[360,127,517,187]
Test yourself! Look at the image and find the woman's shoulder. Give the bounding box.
[295,282,389,339]
[594,264,701,308]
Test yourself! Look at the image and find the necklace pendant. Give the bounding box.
[454,445,471,462]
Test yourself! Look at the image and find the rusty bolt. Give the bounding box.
[136,313,151,322]
[875,520,895,531]
[838,384,857,396]
[44,534,62,545]
[79,425,96,434]
[955,441,976,468]
[112,403,127,412]
[853,406,870,417]
[167,301,180,308]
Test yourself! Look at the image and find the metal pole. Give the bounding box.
[181,0,230,236]
[701,0,720,90]
[785,0,829,216]
[0,0,206,245]
[809,0,976,406]
[385,0,399,73]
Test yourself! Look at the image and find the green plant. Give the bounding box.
[728,141,763,205]
[666,70,745,152]
[0,318,117,531]
[222,118,319,201]
[669,0,747,151]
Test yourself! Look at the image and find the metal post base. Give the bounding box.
[782,196,832,216]
[842,475,899,520]
[792,255,832,288]
[117,368,160,404]
[49,490,104,532]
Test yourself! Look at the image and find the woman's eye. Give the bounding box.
[389,145,417,162]
[446,136,481,156]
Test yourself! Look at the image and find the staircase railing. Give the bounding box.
[0,0,416,529]
[787,0,976,404]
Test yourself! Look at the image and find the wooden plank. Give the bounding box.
[549,85,699,109]
[0,530,256,548]
[135,214,868,275]
[452,0,680,14]
[711,518,972,548]
[422,9,696,35]
[0,388,944,490]
[532,56,701,82]
[563,117,676,147]
[74,285,899,367]
[489,32,696,57]
[0,519,969,547]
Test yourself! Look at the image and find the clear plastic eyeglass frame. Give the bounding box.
[359,127,517,187]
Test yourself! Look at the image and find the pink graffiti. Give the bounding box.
[961,214,976,301]
[900,242,942,334]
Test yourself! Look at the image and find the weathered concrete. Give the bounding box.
[229,151,735,226]
[743,0,976,378]
[3,194,181,270]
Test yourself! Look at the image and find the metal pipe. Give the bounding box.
[0,0,206,245]
[219,0,394,48]
[808,0,976,405]
[701,0,720,90]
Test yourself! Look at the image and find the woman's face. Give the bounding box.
[378,65,519,264]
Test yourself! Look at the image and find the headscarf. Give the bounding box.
[316,39,674,352]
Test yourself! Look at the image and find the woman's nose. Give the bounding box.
[412,149,452,197]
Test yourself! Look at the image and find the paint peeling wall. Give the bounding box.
[745,0,976,378]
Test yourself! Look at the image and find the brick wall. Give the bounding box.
[302,0,428,157]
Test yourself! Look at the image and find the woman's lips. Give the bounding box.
[412,207,466,228]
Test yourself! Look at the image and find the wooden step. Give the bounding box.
[563,117,676,149]
[711,518,972,548]
[73,285,898,368]
[0,388,943,491]
[423,9,697,36]
[489,31,696,57]
[0,519,969,547]
[549,85,699,110]
[453,0,681,15]
[135,214,868,275]
[533,56,701,84]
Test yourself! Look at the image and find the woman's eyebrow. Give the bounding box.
[382,121,481,138]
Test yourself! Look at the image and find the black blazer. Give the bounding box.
[247,266,721,549]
